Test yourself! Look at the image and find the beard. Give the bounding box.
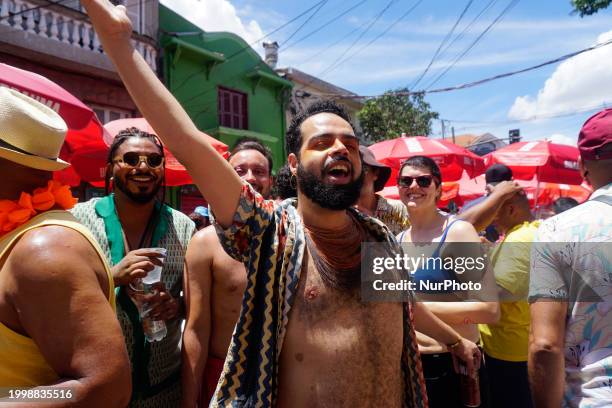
[297,161,364,210]
[114,176,162,204]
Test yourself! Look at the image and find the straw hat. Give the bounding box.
[0,87,69,171]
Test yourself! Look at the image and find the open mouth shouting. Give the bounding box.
[323,158,352,184]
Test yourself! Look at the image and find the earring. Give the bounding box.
[290,174,297,190]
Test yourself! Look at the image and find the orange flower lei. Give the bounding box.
[0,180,78,237]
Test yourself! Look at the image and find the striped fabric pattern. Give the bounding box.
[211,184,428,408]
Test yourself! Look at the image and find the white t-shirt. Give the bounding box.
[529,182,612,408]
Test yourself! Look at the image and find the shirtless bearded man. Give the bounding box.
[81,1,481,406]
[182,138,274,406]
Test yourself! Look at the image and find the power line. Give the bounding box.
[183,0,392,111]
[280,0,329,46]
[437,0,498,62]
[315,0,396,79]
[312,36,612,99]
[442,101,612,128]
[408,0,473,90]
[172,0,328,93]
[425,0,520,90]
[326,0,423,76]
[297,20,363,65]
[0,0,160,43]
[283,0,369,52]
[0,0,70,22]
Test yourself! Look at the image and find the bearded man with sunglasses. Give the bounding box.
[71,127,195,407]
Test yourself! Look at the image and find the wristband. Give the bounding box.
[447,338,462,350]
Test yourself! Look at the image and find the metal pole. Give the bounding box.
[451,126,456,144]
[441,120,446,140]
[534,168,540,218]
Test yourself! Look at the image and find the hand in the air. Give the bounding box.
[488,180,522,199]
[81,0,133,42]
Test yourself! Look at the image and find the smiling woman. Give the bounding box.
[396,155,497,408]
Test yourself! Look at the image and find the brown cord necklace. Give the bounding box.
[304,211,366,290]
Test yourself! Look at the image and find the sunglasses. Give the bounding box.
[397,175,435,188]
[114,152,164,168]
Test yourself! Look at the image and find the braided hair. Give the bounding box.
[104,127,166,201]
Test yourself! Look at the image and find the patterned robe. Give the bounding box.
[211,184,427,407]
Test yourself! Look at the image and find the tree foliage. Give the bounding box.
[571,0,611,16]
[357,88,439,143]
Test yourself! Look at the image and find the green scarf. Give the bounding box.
[94,194,173,400]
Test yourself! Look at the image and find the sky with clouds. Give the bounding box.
[160,0,612,145]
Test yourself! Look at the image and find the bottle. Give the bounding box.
[458,360,481,407]
[132,280,167,342]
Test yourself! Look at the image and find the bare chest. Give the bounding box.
[212,250,247,297]
[277,252,404,407]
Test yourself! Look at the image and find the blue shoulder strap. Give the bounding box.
[432,219,460,257]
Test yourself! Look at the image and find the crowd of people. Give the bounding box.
[0,0,611,407]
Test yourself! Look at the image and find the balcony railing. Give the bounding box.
[0,0,157,71]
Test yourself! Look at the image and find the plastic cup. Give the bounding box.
[142,247,166,284]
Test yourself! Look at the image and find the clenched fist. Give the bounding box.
[81,0,133,43]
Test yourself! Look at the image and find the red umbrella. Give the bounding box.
[68,118,228,187]
[454,173,591,209]
[0,63,97,131]
[369,136,486,182]
[381,171,591,211]
[0,63,104,185]
[485,140,582,184]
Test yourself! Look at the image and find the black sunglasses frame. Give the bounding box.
[397,175,436,188]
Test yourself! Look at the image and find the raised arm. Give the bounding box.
[181,228,214,408]
[459,181,522,232]
[81,0,242,227]
[2,227,131,407]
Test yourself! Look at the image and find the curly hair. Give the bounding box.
[286,99,355,157]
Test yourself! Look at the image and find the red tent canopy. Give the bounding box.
[379,172,592,210]
[369,136,486,182]
[485,140,582,184]
[450,173,591,208]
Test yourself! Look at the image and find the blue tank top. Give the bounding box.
[398,219,459,293]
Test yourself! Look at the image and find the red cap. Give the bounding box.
[578,108,612,160]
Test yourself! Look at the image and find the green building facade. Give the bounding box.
[159,5,292,174]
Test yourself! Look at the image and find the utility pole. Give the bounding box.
[451,126,456,144]
[441,119,446,140]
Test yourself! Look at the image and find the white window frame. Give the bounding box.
[90,104,133,124]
